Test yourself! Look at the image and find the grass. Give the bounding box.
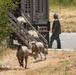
[49,7,76,32]
[0,46,10,60]
[49,0,76,8]
[26,58,76,75]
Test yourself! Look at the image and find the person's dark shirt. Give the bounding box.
[52,19,61,34]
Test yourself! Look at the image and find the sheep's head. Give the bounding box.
[29,41,36,48]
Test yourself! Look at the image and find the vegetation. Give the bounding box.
[27,60,76,75]
[26,51,76,75]
[0,0,18,40]
[0,0,76,40]
[49,0,76,7]
[49,7,76,32]
[49,0,76,33]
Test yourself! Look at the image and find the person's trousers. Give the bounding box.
[49,34,61,49]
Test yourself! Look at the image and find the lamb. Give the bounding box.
[28,30,39,39]
[30,41,48,60]
[16,45,29,69]
[17,16,39,39]
[17,16,26,24]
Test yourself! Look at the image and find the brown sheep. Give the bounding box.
[16,45,29,69]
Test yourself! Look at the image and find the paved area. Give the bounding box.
[49,33,76,49]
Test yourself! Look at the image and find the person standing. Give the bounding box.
[49,13,61,49]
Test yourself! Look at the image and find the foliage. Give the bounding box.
[0,0,76,40]
[49,0,76,7]
[0,0,18,40]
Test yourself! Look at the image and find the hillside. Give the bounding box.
[49,7,76,32]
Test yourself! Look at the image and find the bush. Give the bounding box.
[0,0,18,40]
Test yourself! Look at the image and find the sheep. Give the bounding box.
[17,16,39,39]
[30,41,48,60]
[17,16,26,24]
[28,30,39,39]
[16,45,29,69]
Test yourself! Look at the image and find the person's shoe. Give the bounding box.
[57,47,61,49]
[48,45,52,48]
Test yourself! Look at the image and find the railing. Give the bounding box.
[8,12,37,48]
[8,12,48,49]
[21,12,48,48]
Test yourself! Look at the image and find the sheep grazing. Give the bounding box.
[30,41,48,60]
[28,30,39,39]
[16,45,29,69]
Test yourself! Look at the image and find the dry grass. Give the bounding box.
[0,7,76,75]
[27,62,76,75]
[0,49,76,75]
[0,47,13,61]
[49,7,76,32]
[26,50,76,75]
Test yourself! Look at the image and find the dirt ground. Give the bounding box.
[0,49,76,75]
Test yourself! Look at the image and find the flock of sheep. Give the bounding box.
[16,16,48,69]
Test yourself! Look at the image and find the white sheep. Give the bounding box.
[17,16,26,24]
[30,41,48,60]
[16,45,29,69]
[28,30,39,39]
[17,16,39,39]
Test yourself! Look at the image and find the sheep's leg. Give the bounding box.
[40,52,42,60]
[34,52,38,60]
[34,54,36,60]
[17,57,22,66]
[19,61,22,66]
[32,50,33,54]
[44,53,46,60]
[21,57,24,67]
[25,56,28,69]
[42,52,46,60]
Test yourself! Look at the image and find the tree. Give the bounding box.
[69,0,73,2]
[0,0,18,40]
[59,0,63,3]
